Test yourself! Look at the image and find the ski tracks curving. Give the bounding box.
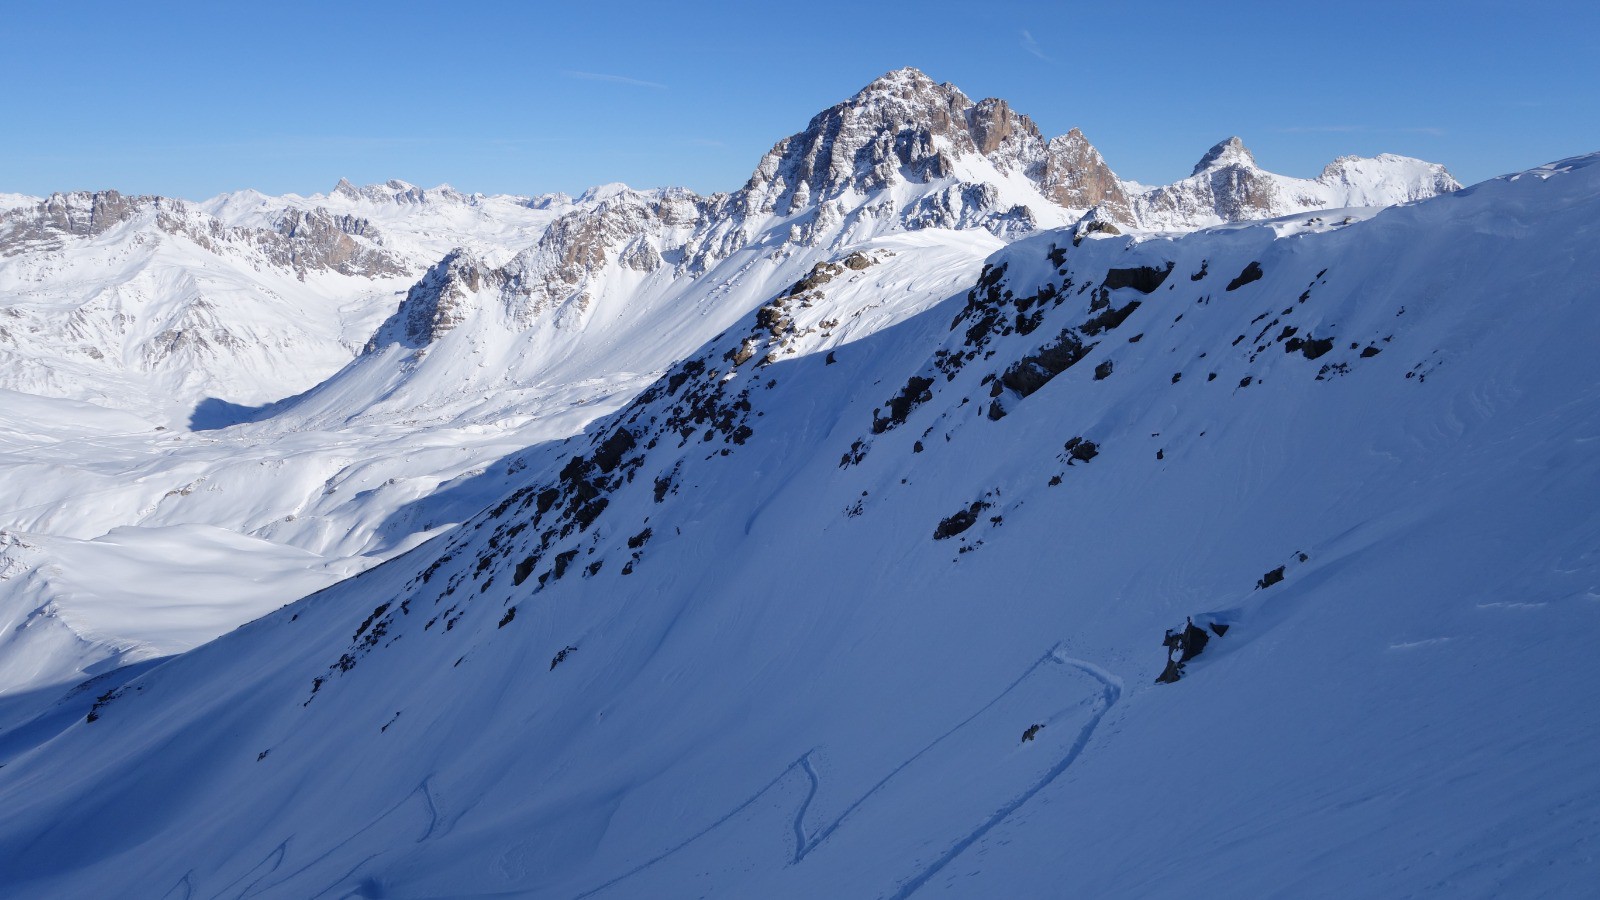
[882,650,1122,899]
[574,644,1121,899]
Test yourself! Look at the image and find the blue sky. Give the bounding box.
[6,0,1595,199]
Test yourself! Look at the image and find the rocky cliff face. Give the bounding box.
[1038,129,1133,221]
[0,191,151,253]
[259,208,409,279]
[387,249,507,346]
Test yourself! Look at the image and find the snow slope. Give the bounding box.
[0,152,1595,898]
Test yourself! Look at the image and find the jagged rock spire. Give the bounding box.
[1193,137,1258,175]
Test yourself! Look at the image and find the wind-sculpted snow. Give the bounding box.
[1,151,1598,898]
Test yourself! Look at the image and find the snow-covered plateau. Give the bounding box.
[1,68,1594,898]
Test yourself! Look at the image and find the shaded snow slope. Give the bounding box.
[0,153,1595,898]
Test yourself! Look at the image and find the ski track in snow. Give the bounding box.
[159,872,192,900]
[213,840,285,899]
[573,644,1121,899]
[883,653,1123,900]
[219,779,442,899]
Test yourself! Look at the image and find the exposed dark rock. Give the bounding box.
[513,556,536,586]
[1286,335,1335,360]
[1080,300,1141,337]
[1257,566,1286,589]
[1176,620,1210,662]
[872,375,936,433]
[1001,329,1091,397]
[591,429,638,475]
[1225,261,1264,291]
[353,603,391,642]
[1063,436,1099,464]
[552,549,579,579]
[1102,262,1174,294]
[1156,616,1222,684]
[934,500,992,539]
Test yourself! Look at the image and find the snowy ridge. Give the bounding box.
[0,151,1595,897]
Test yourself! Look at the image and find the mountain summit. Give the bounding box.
[1192,136,1258,174]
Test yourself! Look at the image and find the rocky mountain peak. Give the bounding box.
[1039,127,1132,221]
[385,247,504,347]
[848,66,971,112]
[964,97,1040,155]
[1193,136,1258,175]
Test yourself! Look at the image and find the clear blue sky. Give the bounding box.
[6,0,1595,200]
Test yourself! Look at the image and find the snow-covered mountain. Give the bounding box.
[7,65,1564,897]
[0,67,1457,423]
[1133,136,1461,229]
[0,68,1466,700]
[0,147,1595,897]
[0,65,1468,723]
[201,177,574,267]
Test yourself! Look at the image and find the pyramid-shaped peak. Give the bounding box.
[860,66,936,91]
[849,67,970,108]
[1193,136,1257,176]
